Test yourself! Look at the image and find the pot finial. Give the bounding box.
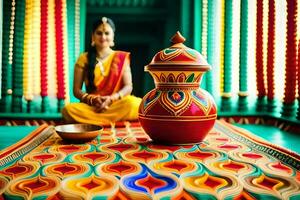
[170,31,186,44]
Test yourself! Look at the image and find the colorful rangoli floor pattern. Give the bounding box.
[0,121,299,200]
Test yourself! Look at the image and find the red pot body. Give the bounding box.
[138,71,217,144]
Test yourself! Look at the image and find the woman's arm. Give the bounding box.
[73,65,86,100]
[73,64,102,107]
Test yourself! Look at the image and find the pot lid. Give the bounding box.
[146,31,210,70]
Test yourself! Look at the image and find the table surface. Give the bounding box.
[0,121,299,199]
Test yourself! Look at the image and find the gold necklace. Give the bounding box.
[95,49,112,77]
[95,58,106,76]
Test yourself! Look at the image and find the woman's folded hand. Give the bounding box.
[94,96,112,113]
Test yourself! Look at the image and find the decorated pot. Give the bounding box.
[138,31,217,144]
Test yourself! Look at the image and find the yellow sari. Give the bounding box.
[62,51,142,125]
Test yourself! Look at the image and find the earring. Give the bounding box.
[91,41,95,46]
[110,40,115,47]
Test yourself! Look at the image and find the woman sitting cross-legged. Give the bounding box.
[62,17,142,125]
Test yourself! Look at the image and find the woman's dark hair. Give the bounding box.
[86,17,115,92]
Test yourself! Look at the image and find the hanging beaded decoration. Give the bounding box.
[5,0,16,98]
[201,0,208,59]
[23,0,33,101]
[62,0,70,103]
[8,0,15,66]
[40,0,49,98]
[55,0,66,100]
[32,1,41,97]
[74,0,80,57]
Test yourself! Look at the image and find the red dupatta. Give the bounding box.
[95,51,129,96]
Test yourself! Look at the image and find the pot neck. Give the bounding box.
[148,70,204,89]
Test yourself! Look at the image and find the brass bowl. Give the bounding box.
[55,124,103,143]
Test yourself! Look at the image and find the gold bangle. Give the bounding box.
[110,95,116,103]
[118,91,123,99]
[81,93,88,102]
[85,94,91,105]
[89,95,95,106]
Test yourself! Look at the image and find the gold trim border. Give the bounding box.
[139,114,217,121]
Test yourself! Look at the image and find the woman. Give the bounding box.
[62,17,141,125]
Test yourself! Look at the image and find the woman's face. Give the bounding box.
[92,23,114,49]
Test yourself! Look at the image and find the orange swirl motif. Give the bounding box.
[100,142,139,154]
[212,160,250,174]
[175,150,218,162]
[252,174,285,191]
[100,160,140,176]
[6,175,60,199]
[153,160,196,174]
[0,162,38,179]
[136,174,167,194]
[23,152,65,165]
[60,175,118,199]
[0,176,9,195]
[124,149,168,164]
[56,144,90,154]
[44,162,89,178]
[268,162,293,174]
[72,151,115,165]
[184,173,228,190]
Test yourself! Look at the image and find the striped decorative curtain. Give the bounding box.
[1,0,300,123]
[189,0,300,121]
[0,0,83,116]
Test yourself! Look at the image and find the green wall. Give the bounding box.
[84,0,181,97]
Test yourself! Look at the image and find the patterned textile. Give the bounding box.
[0,121,299,199]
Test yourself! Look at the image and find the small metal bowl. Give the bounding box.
[55,124,103,143]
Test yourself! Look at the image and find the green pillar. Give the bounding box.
[298,99,300,120]
[12,0,25,112]
[180,0,191,46]
[200,0,207,89]
[67,0,76,102]
[0,0,12,112]
[80,0,86,53]
[206,0,217,98]
[193,0,202,53]
[238,0,249,111]
[57,99,65,113]
[221,0,233,111]
[41,96,50,113]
